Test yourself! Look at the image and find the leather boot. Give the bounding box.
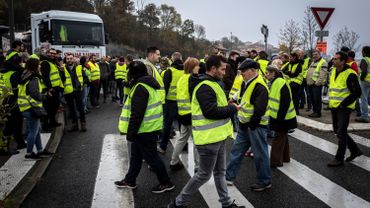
[81,122,87,132]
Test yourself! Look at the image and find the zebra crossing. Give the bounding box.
[92,128,370,208]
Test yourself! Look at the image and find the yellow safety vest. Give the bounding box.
[177,74,191,116]
[229,74,243,100]
[1,71,16,95]
[118,82,163,134]
[63,68,73,95]
[269,77,296,120]
[329,67,356,109]
[42,60,63,88]
[311,58,325,84]
[60,25,68,42]
[166,67,184,101]
[75,65,84,89]
[192,80,233,145]
[5,51,18,61]
[258,59,269,76]
[0,74,5,95]
[302,57,310,78]
[238,74,269,125]
[18,77,43,112]
[88,61,100,81]
[115,63,127,80]
[287,63,303,85]
[144,60,165,104]
[362,57,370,82]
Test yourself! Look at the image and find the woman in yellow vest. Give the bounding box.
[265,65,297,168]
[116,61,175,193]
[18,58,53,159]
[87,54,100,108]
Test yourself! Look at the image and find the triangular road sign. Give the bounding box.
[311,7,335,30]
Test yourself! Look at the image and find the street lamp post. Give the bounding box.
[261,24,268,52]
[7,0,15,43]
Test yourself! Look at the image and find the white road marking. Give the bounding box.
[348,133,370,148]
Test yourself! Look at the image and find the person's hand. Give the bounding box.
[232,103,241,111]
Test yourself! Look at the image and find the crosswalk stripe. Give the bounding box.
[290,129,370,172]
[0,133,51,200]
[270,146,370,208]
[348,133,370,148]
[91,134,134,208]
[170,137,254,208]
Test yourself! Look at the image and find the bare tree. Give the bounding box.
[279,19,302,53]
[332,26,360,52]
[301,6,318,56]
[194,24,206,40]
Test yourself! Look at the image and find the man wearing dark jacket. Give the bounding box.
[224,51,239,95]
[327,51,363,167]
[116,61,174,194]
[226,60,271,192]
[283,52,303,115]
[98,56,111,103]
[158,52,184,153]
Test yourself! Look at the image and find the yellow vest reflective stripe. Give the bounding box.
[43,61,63,88]
[362,57,370,82]
[88,62,100,81]
[177,74,191,115]
[1,71,16,95]
[118,83,163,134]
[115,63,126,80]
[192,80,233,145]
[0,74,5,95]
[269,77,296,120]
[5,51,18,61]
[329,67,356,109]
[302,57,310,78]
[145,60,165,104]
[166,67,184,101]
[312,58,325,82]
[229,75,243,100]
[258,59,269,75]
[18,78,43,112]
[63,68,73,95]
[75,65,84,88]
[288,63,303,85]
[238,74,270,125]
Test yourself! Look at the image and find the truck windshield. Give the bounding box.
[51,19,104,46]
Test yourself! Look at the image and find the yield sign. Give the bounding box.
[311,7,335,30]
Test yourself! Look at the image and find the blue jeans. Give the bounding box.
[82,86,89,112]
[22,110,43,154]
[360,81,370,119]
[308,85,323,115]
[226,126,271,186]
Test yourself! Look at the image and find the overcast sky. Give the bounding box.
[146,0,370,54]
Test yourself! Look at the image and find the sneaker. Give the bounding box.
[222,200,246,208]
[157,146,166,154]
[226,180,234,186]
[170,162,184,171]
[167,200,186,208]
[345,151,363,162]
[151,182,175,194]
[37,150,54,158]
[250,182,272,192]
[114,180,137,189]
[327,159,344,167]
[25,152,41,160]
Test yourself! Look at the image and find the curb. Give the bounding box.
[297,115,370,132]
[0,112,65,208]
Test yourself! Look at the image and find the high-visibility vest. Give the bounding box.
[177,74,191,116]
[5,51,18,62]
[0,74,5,95]
[302,57,310,78]
[269,77,296,120]
[192,80,233,145]
[115,63,127,80]
[311,58,325,84]
[88,61,100,81]
[166,67,184,101]
[281,62,289,71]
[287,63,303,85]
[200,59,205,63]
[63,68,73,95]
[18,77,43,112]
[75,65,84,89]
[238,74,270,126]
[258,59,269,76]
[229,74,243,100]
[42,60,63,88]
[144,60,165,104]
[60,25,68,42]
[1,71,16,95]
[328,67,356,109]
[118,82,163,134]
[362,57,370,82]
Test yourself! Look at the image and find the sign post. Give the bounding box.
[311,7,334,54]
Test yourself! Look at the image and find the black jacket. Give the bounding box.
[239,75,269,130]
[191,74,237,120]
[19,70,47,102]
[0,56,23,104]
[126,75,161,141]
[163,59,183,96]
[269,73,297,132]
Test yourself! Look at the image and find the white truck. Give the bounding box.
[30,10,106,58]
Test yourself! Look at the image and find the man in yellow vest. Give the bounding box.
[116,61,175,194]
[257,50,270,76]
[169,55,244,208]
[88,54,100,108]
[298,49,311,110]
[306,50,328,118]
[115,57,127,106]
[63,54,87,132]
[40,48,63,131]
[356,46,370,123]
[144,46,165,104]
[225,60,271,192]
[157,52,184,154]
[327,51,362,167]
